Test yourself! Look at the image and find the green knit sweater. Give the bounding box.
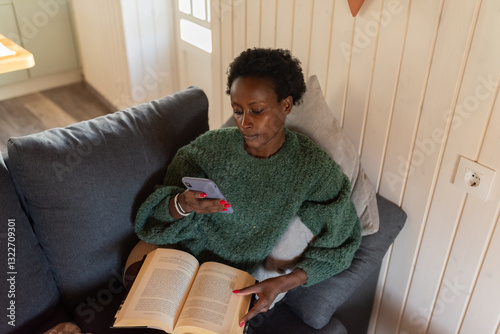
[135,127,361,286]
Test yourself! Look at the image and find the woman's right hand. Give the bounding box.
[169,190,231,218]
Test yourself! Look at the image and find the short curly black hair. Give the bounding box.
[226,48,306,105]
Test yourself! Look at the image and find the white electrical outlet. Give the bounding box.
[453,156,496,201]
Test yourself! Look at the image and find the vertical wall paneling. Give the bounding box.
[342,0,382,153]
[219,0,234,122]
[210,0,223,126]
[71,0,132,109]
[275,0,294,51]
[457,70,500,332]
[432,39,500,334]
[152,0,177,99]
[136,1,158,99]
[72,0,176,110]
[379,0,482,332]
[368,245,393,334]
[259,0,277,48]
[121,1,145,100]
[290,0,313,79]
[183,0,500,332]
[245,0,261,48]
[361,2,411,329]
[323,0,354,125]
[378,0,443,204]
[122,0,175,104]
[403,0,500,332]
[233,0,246,56]
[373,2,445,329]
[359,0,409,190]
[307,0,335,90]
[458,192,500,333]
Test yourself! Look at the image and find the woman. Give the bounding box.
[134,48,361,327]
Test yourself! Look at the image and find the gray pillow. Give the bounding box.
[286,75,379,235]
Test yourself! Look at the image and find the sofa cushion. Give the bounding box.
[5,86,209,318]
[249,300,347,334]
[285,195,407,329]
[0,154,68,334]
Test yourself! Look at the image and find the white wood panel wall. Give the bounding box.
[209,0,500,333]
[71,0,131,108]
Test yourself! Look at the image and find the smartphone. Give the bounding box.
[181,177,234,213]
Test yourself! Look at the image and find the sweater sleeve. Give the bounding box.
[134,146,206,245]
[296,161,362,287]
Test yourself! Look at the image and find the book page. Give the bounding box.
[173,262,255,334]
[114,248,199,332]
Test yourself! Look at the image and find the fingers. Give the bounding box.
[239,299,272,326]
[232,282,279,326]
[232,284,258,296]
[179,190,231,214]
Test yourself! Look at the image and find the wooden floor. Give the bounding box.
[0,83,113,154]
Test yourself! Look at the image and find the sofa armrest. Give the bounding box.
[284,195,407,329]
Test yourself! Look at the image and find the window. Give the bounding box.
[178,0,212,53]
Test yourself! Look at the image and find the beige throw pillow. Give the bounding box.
[286,75,379,235]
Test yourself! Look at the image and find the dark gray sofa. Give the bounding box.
[0,86,406,334]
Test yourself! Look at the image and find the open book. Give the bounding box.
[113,248,256,334]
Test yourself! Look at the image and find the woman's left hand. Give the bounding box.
[233,268,307,327]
